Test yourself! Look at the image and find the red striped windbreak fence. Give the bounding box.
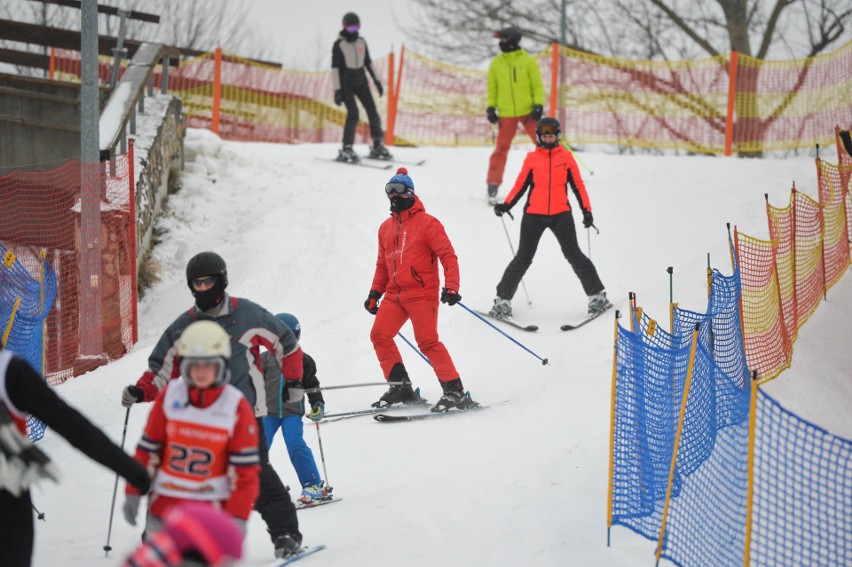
[52,40,852,154]
[735,127,851,383]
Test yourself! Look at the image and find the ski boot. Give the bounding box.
[298,484,328,504]
[372,363,428,408]
[273,532,303,559]
[587,291,612,316]
[369,139,393,160]
[336,144,360,163]
[431,378,478,413]
[487,184,499,206]
[489,296,512,320]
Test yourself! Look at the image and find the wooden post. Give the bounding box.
[655,324,701,563]
[606,310,621,547]
[743,370,759,567]
[386,51,396,146]
[212,47,222,134]
[549,42,560,117]
[127,139,138,344]
[724,51,739,156]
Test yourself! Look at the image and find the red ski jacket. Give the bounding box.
[370,196,460,303]
[504,144,592,216]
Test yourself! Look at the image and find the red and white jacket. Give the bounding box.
[504,144,592,216]
[127,379,260,521]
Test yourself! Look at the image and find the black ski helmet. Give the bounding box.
[186,252,228,287]
[494,26,522,49]
[535,117,561,148]
[342,12,360,27]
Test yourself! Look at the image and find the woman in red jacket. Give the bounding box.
[365,168,474,412]
[491,117,611,319]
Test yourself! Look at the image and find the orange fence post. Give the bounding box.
[128,139,138,344]
[212,47,223,135]
[725,50,739,156]
[386,50,396,146]
[49,47,55,80]
[549,42,559,117]
[391,45,405,146]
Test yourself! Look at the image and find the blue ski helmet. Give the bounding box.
[275,313,301,339]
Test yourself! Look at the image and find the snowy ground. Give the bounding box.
[30,131,851,566]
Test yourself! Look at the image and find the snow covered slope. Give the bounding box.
[31,131,851,566]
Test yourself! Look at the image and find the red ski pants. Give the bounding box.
[486,115,538,187]
[370,298,459,383]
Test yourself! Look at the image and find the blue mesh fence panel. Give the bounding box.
[750,390,852,566]
[613,261,753,565]
[0,243,57,441]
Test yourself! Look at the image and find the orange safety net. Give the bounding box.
[0,157,137,384]
[734,230,791,382]
[553,47,731,153]
[50,42,852,154]
[169,51,389,145]
[817,159,852,289]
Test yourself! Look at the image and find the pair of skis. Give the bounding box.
[473,304,612,333]
[317,156,426,170]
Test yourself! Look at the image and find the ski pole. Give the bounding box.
[586,227,592,260]
[32,501,46,521]
[103,406,131,557]
[303,382,391,393]
[397,331,431,367]
[314,422,332,493]
[457,302,549,365]
[500,215,532,306]
[561,141,594,175]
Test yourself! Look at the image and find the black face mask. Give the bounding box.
[341,29,359,41]
[499,42,520,53]
[191,277,225,311]
[389,196,415,213]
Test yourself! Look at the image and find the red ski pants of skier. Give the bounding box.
[370,298,459,383]
[487,115,538,187]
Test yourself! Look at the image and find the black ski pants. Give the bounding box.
[496,211,604,300]
[341,83,383,146]
[254,417,301,541]
[0,489,34,567]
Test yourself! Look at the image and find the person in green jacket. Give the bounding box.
[486,26,545,205]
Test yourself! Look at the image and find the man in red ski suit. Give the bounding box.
[123,321,259,536]
[365,168,475,412]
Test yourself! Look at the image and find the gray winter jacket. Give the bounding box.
[135,294,303,417]
[262,351,323,418]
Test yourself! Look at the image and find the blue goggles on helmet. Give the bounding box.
[344,24,360,32]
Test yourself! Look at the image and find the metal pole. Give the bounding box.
[80,0,103,356]
[103,407,131,556]
[500,215,532,306]
[314,422,331,492]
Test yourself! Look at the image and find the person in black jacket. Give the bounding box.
[332,11,392,163]
[0,348,150,567]
[261,313,328,505]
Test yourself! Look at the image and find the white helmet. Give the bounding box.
[177,320,231,386]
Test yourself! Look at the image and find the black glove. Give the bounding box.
[582,210,594,228]
[364,290,382,315]
[486,107,498,124]
[375,81,384,97]
[530,104,544,121]
[334,89,343,106]
[121,385,145,407]
[440,288,462,306]
[493,203,511,217]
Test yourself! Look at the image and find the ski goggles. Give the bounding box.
[344,24,360,33]
[537,125,559,136]
[190,276,217,289]
[385,182,411,195]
